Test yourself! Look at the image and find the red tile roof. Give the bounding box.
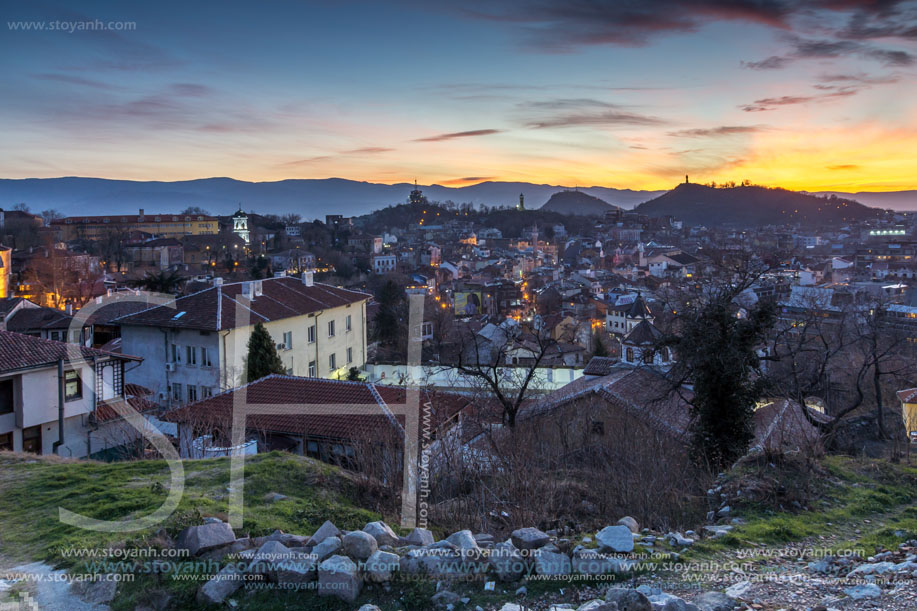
[897,388,917,404]
[114,276,371,331]
[160,374,469,442]
[0,330,139,374]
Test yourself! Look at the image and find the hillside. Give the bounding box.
[1,452,915,610]
[0,177,662,219]
[636,183,881,225]
[539,190,619,216]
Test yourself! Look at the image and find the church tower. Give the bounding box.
[409,180,426,206]
[232,205,250,244]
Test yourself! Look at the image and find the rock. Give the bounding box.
[605,587,652,611]
[307,520,341,546]
[176,521,236,555]
[72,577,118,604]
[247,540,309,581]
[572,547,629,575]
[577,601,620,611]
[515,585,527,596]
[404,527,436,546]
[364,520,399,547]
[263,529,309,547]
[489,541,526,581]
[474,533,495,545]
[312,535,341,561]
[196,565,244,605]
[702,526,732,539]
[534,549,572,576]
[716,506,730,516]
[318,555,362,602]
[693,591,738,610]
[596,525,635,553]
[432,590,462,607]
[648,592,699,611]
[358,606,382,611]
[500,605,525,611]
[665,532,695,547]
[617,516,640,533]
[342,530,378,561]
[723,581,751,598]
[365,550,400,582]
[511,527,551,550]
[844,583,881,600]
[847,561,896,576]
[263,492,288,503]
[446,529,479,551]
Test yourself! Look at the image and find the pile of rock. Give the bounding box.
[498,585,740,611]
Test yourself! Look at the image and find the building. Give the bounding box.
[606,293,654,335]
[51,209,219,241]
[372,254,397,274]
[124,238,184,271]
[116,274,371,406]
[231,208,251,244]
[0,330,153,457]
[896,388,917,442]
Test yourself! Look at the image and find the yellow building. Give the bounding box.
[51,209,219,241]
[897,388,917,441]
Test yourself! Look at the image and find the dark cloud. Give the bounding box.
[740,87,858,111]
[669,125,762,137]
[817,72,900,84]
[457,0,914,50]
[741,56,791,70]
[787,36,914,65]
[528,110,665,129]
[440,176,497,184]
[414,129,501,142]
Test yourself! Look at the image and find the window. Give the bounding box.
[64,370,82,402]
[625,347,634,362]
[22,426,41,454]
[328,320,335,337]
[283,331,292,350]
[591,420,605,436]
[50,330,64,342]
[346,347,353,364]
[171,383,182,402]
[201,347,213,368]
[170,344,181,364]
[188,385,198,403]
[308,361,316,377]
[186,346,197,366]
[329,353,336,370]
[345,315,352,332]
[201,386,213,399]
[308,325,316,343]
[0,379,13,415]
[0,432,12,451]
[643,350,654,364]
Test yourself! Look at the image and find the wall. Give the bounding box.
[365,363,581,391]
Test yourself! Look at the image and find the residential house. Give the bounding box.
[116,274,371,406]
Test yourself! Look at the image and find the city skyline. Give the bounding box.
[2,0,916,191]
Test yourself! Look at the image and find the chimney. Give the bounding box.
[65,303,73,315]
[303,271,314,287]
[242,281,254,300]
[139,208,145,217]
[213,277,223,287]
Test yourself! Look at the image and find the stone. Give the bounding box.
[572,547,628,575]
[617,516,640,533]
[196,565,244,605]
[500,605,524,611]
[276,551,318,585]
[248,540,313,582]
[534,549,572,576]
[596,525,635,553]
[432,590,461,607]
[847,561,896,576]
[72,577,117,604]
[263,529,309,547]
[723,581,751,599]
[647,592,699,611]
[489,541,526,582]
[358,606,382,611]
[665,532,695,547]
[702,526,732,539]
[365,550,400,582]
[446,529,479,551]
[263,492,288,503]
[307,520,341,546]
[342,530,378,561]
[605,588,652,611]
[511,527,551,550]
[844,583,881,600]
[176,521,235,555]
[474,533,495,545]
[363,520,399,547]
[404,527,435,546]
[693,591,738,611]
[318,555,362,602]
[577,601,620,611]
[312,536,341,561]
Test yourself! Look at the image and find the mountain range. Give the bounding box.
[0,177,663,219]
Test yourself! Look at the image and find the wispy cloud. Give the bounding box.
[740,87,859,112]
[439,176,496,185]
[414,129,501,142]
[520,98,665,129]
[740,56,790,70]
[31,73,118,90]
[827,164,860,170]
[342,147,394,154]
[669,125,763,137]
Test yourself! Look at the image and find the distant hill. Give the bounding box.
[540,190,619,216]
[0,177,663,219]
[812,190,917,212]
[635,183,881,225]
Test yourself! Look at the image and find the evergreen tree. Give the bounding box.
[592,330,608,358]
[243,322,285,383]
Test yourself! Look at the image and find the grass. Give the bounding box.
[0,450,380,568]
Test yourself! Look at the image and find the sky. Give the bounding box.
[1,0,916,191]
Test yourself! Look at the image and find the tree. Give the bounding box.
[243,323,285,383]
[374,279,406,345]
[347,367,362,381]
[134,270,186,294]
[664,279,776,470]
[281,213,302,226]
[592,330,608,358]
[181,206,210,215]
[13,202,30,212]
[40,209,63,225]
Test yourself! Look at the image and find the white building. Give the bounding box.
[0,330,153,457]
[116,274,371,406]
[372,254,397,274]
